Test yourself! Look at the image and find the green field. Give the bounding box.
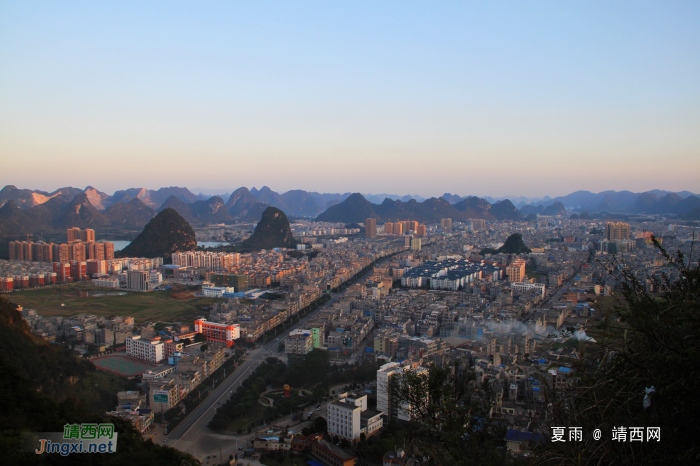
[7,284,225,324]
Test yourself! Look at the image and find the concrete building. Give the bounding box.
[194,319,240,348]
[285,329,314,354]
[327,393,382,446]
[126,336,165,363]
[377,362,427,421]
[202,286,234,297]
[365,218,377,239]
[511,282,546,299]
[606,222,630,241]
[311,438,357,466]
[440,218,452,230]
[506,259,526,282]
[126,270,150,291]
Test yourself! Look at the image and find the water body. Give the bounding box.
[109,240,227,251]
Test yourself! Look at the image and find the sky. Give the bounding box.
[1,1,699,198]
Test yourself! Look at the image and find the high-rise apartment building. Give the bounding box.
[471,219,486,230]
[606,222,630,241]
[67,227,95,243]
[103,242,115,260]
[416,224,426,237]
[82,229,95,242]
[377,362,427,421]
[69,242,86,262]
[365,218,377,239]
[384,222,393,234]
[441,218,452,230]
[53,243,71,263]
[407,220,418,232]
[506,259,526,282]
[86,242,105,260]
[393,222,403,235]
[410,238,422,251]
[67,227,81,243]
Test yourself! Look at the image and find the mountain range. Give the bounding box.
[316,193,523,223]
[1,184,699,239]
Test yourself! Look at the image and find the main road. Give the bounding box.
[167,253,399,460]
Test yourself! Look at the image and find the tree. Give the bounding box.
[314,416,327,434]
[194,333,206,343]
[200,344,208,352]
[389,361,506,466]
[534,239,700,465]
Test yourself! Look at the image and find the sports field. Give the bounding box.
[7,284,225,323]
[92,353,159,376]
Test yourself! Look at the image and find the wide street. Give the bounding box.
[166,254,396,461]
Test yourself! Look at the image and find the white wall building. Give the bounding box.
[126,270,150,291]
[92,277,119,288]
[126,336,164,363]
[377,362,427,421]
[327,393,382,445]
[202,286,234,297]
[511,282,546,299]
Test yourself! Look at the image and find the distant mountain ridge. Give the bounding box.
[2,185,699,232]
[317,193,524,223]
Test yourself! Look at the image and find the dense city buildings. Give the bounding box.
[9,239,114,262]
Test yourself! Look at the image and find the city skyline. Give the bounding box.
[2,2,699,196]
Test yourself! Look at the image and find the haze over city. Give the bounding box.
[2,1,699,196]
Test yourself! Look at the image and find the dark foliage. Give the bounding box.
[242,207,297,250]
[0,296,198,465]
[534,239,700,465]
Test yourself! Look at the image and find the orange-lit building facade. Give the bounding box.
[194,319,240,348]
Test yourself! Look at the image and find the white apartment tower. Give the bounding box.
[126,336,164,363]
[377,362,427,421]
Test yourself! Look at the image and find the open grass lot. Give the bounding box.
[7,284,225,323]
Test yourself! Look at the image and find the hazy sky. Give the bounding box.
[1,1,699,198]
